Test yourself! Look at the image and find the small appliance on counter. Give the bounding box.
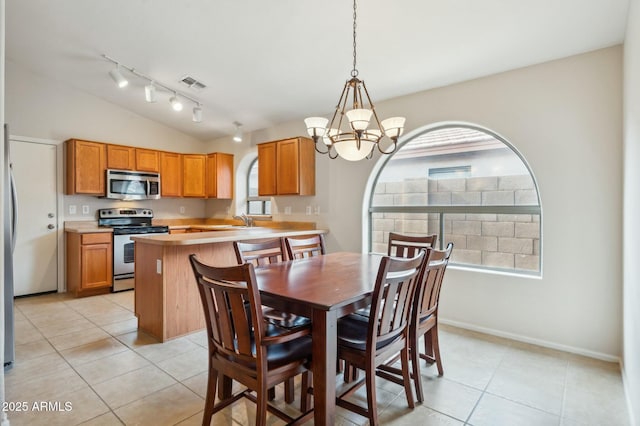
[98,208,169,292]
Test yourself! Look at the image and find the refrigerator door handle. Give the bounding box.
[10,168,18,252]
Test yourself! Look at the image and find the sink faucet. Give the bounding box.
[233,213,253,227]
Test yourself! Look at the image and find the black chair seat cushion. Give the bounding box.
[250,323,312,369]
[337,314,401,351]
[263,307,311,329]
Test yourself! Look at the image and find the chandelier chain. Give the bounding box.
[351,0,358,77]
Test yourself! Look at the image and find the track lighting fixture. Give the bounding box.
[192,104,203,123]
[102,54,203,123]
[144,82,157,103]
[170,94,183,111]
[109,65,128,88]
[233,122,243,142]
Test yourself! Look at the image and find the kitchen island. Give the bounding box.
[132,227,328,341]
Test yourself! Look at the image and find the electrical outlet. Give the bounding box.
[314,205,320,215]
[284,206,292,215]
[179,206,185,214]
[69,205,77,215]
[156,259,162,274]
[82,205,90,215]
[306,206,312,215]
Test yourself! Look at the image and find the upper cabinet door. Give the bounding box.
[160,152,182,197]
[107,145,135,170]
[135,148,160,172]
[183,154,206,197]
[276,138,300,195]
[258,142,277,196]
[65,139,106,195]
[206,153,234,199]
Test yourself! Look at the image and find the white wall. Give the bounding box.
[209,46,624,359]
[624,0,640,423]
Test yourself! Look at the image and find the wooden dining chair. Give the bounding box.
[284,234,326,259]
[234,238,311,403]
[387,232,438,257]
[410,243,453,402]
[334,252,426,426]
[189,255,314,426]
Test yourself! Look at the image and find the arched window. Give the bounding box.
[369,124,541,275]
[247,158,271,215]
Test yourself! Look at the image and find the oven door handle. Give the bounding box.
[146,179,150,197]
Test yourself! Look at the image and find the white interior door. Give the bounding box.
[11,139,58,296]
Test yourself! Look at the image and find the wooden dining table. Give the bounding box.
[253,251,383,425]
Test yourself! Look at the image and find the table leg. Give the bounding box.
[312,309,337,425]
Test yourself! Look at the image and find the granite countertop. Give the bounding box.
[131,228,328,246]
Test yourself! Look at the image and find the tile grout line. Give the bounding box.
[462,338,511,425]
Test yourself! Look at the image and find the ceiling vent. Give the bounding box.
[179,75,207,92]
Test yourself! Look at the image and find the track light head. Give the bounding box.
[233,122,243,143]
[192,104,203,123]
[109,66,128,88]
[170,94,183,112]
[145,83,157,102]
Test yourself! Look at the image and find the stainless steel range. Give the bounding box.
[98,208,169,292]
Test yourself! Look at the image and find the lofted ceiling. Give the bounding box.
[6,0,630,141]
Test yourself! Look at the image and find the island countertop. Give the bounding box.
[133,226,328,341]
[131,227,327,246]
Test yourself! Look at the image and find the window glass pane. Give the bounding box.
[446,213,540,272]
[265,201,271,215]
[248,160,259,197]
[371,212,441,255]
[373,127,537,207]
[248,201,262,215]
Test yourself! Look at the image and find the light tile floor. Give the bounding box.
[5,291,630,426]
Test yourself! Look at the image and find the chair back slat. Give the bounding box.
[284,234,326,259]
[388,232,437,258]
[234,238,287,267]
[416,243,453,321]
[189,255,264,367]
[368,253,426,350]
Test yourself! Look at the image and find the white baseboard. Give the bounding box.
[439,318,620,363]
[621,364,638,426]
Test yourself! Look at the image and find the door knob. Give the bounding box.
[47,224,55,230]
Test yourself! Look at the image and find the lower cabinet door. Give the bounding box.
[81,243,113,289]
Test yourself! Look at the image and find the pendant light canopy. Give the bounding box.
[304,0,405,161]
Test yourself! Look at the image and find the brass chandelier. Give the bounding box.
[304,0,405,161]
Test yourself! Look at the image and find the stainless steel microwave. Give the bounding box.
[106,169,161,200]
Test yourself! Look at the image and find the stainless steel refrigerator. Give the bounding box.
[4,124,15,370]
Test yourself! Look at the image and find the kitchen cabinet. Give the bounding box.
[65,139,106,195]
[135,148,160,172]
[107,144,135,170]
[66,232,113,297]
[160,152,182,197]
[257,137,315,196]
[206,153,234,199]
[183,154,206,197]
